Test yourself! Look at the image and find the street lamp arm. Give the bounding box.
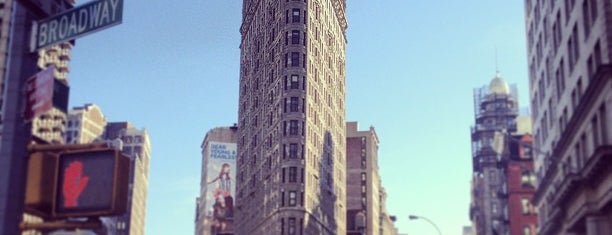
[409,215,442,235]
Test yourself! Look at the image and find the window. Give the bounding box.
[285,53,288,67]
[594,41,602,74]
[289,167,297,182]
[522,146,533,159]
[291,30,299,44]
[521,170,537,187]
[289,120,298,135]
[568,24,580,70]
[292,8,300,23]
[288,217,296,234]
[281,218,285,234]
[583,0,591,37]
[600,105,608,143]
[281,191,286,207]
[589,0,598,26]
[521,198,532,214]
[300,192,304,206]
[289,191,297,206]
[291,52,299,67]
[523,225,532,235]
[290,75,299,89]
[289,144,298,158]
[556,59,566,98]
[290,97,299,112]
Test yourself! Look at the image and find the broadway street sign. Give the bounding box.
[31,0,123,51]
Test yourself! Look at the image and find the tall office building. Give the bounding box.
[524,1,612,234]
[102,122,151,235]
[470,76,519,235]
[345,122,397,235]
[0,0,74,145]
[345,122,380,235]
[30,40,73,143]
[65,103,107,144]
[195,125,238,235]
[235,0,348,234]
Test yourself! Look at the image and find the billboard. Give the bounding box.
[206,142,236,234]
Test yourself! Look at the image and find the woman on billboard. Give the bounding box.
[209,162,234,233]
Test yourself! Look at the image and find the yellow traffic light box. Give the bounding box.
[25,144,129,219]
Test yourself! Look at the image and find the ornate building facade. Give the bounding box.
[235,0,348,234]
[524,0,612,234]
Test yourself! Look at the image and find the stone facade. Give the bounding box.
[235,0,348,234]
[525,0,612,234]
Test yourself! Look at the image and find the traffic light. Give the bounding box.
[54,148,129,218]
[24,151,58,218]
[25,145,130,219]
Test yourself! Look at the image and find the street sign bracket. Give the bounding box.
[29,21,37,53]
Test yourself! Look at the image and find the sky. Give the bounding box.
[67,0,530,234]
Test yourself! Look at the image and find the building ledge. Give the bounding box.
[582,145,612,182]
[539,206,563,235]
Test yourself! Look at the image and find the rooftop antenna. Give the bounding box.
[495,47,500,76]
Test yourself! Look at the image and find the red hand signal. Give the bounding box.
[62,161,89,208]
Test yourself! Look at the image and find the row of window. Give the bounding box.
[284,98,305,113]
[280,190,304,208]
[529,0,599,117]
[285,75,306,90]
[280,217,303,235]
[285,30,307,46]
[282,167,305,183]
[284,52,307,68]
[533,40,602,148]
[540,105,608,221]
[360,137,367,169]
[285,8,307,25]
[520,198,536,215]
[558,104,608,173]
[361,172,367,209]
[283,120,304,136]
[283,143,304,159]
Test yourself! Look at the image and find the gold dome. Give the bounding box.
[489,73,510,95]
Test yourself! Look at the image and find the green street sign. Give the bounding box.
[32,0,123,51]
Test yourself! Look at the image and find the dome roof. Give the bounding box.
[489,73,510,95]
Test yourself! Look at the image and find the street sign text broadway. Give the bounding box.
[35,0,123,50]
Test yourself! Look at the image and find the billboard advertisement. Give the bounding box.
[206,142,236,234]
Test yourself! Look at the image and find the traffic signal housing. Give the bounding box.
[54,148,129,218]
[25,145,130,219]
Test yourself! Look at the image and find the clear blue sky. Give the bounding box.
[68,1,529,234]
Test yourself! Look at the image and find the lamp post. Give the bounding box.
[408,215,442,235]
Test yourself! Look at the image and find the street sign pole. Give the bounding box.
[1,0,123,233]
[0,1,41,234]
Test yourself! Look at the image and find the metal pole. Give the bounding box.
[409,215,442,235]
[0,1,39,233]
